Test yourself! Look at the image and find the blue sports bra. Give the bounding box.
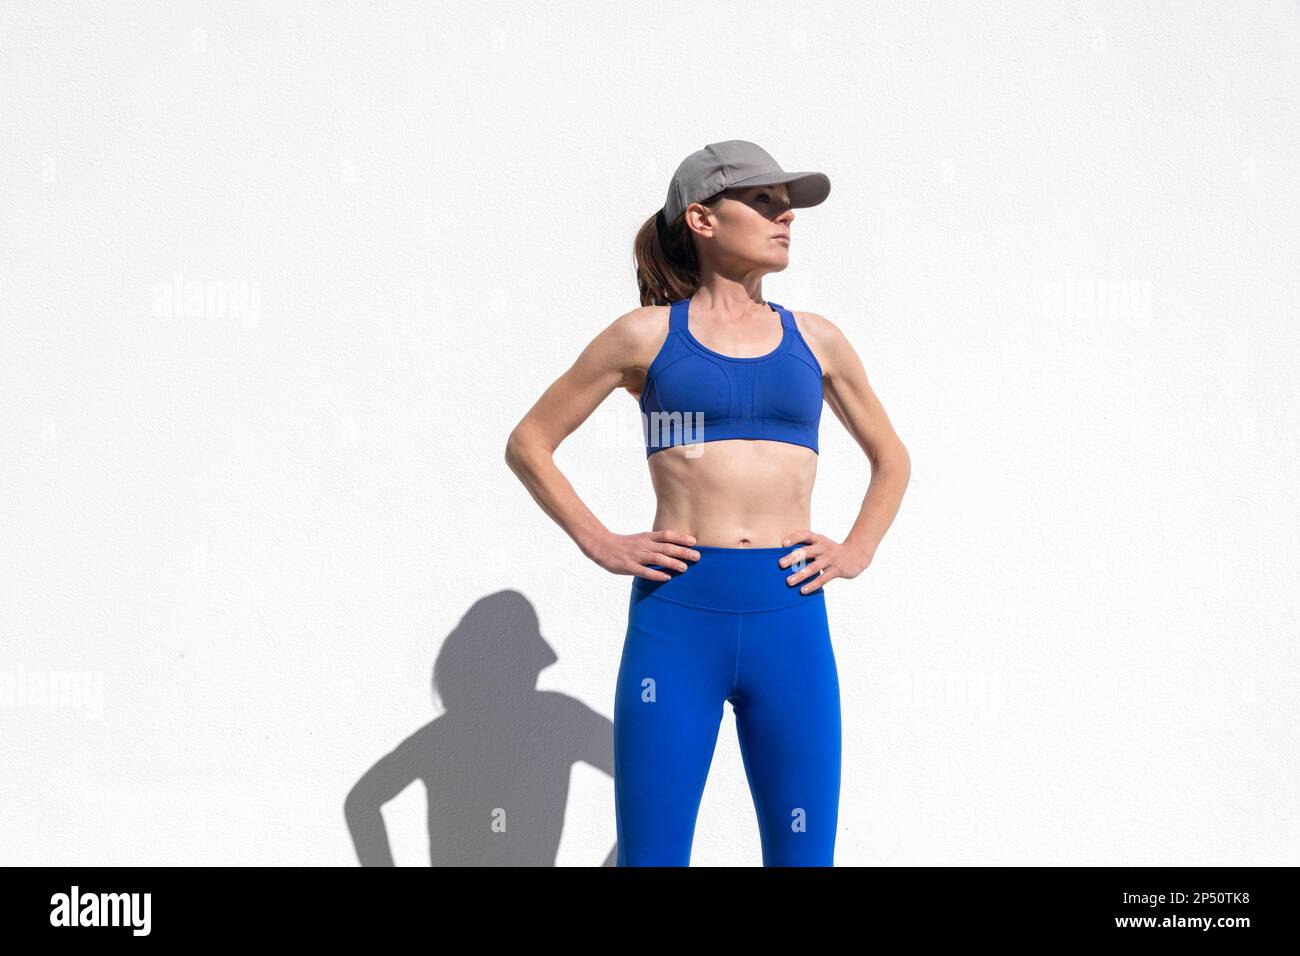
[639,297,824,457]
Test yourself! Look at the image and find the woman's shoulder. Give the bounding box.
[786,306,831,333]
[786,308,853,377]
[587,303,675,376]
[788,307,850,345]
[608,303,672,345]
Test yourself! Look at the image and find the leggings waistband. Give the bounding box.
[630,543,823,613]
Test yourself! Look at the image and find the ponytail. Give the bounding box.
[632,195,724,306]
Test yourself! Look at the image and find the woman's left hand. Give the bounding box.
[778,531,873,593]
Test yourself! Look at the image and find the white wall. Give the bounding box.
[2,1,1297,865]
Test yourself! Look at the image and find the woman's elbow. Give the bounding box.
[504,427,528,473]
[505,425,548,475]
[891,441,912,483]
[868,438,910,478]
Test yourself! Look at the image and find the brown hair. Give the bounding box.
[633,192,725,306]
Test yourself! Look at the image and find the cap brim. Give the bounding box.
[723,170,831,209]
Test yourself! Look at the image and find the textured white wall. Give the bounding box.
[3,1,1297,865]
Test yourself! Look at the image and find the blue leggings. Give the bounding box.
[613,544,842,866]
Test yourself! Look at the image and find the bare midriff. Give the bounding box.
[646,439,817,548]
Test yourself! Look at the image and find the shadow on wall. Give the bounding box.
[344,589,618,866]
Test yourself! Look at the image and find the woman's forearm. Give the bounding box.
[842,446,911,563]
[505,429,610,558]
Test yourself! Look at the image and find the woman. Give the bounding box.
[505,140,910,866]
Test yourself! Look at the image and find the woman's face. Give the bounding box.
[691,184,796,272]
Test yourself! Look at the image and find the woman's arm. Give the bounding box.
[504,307,700,581]
[780,311,912,591]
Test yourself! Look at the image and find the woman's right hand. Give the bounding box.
[586,529,700,581]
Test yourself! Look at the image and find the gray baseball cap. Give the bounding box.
[661,139,831,225]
